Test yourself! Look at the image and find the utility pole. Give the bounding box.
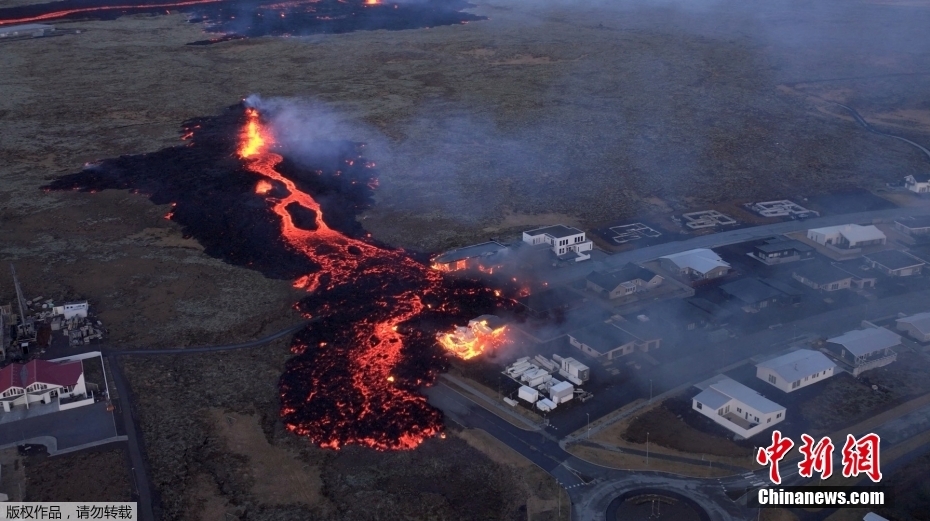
[586,413,590,439]
[646,432,650,467]
[650,379,653,403]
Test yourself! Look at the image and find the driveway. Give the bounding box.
[0,401,118,453]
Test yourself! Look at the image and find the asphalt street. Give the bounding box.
[0,401,117,451]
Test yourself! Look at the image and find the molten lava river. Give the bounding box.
[45,103,513,451]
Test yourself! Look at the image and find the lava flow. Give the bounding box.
[44,102,512,451]
[238,107,503,450]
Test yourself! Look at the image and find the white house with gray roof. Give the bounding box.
[825,327,900,376]
[692,376,785,439]
[756,349,836,393]
[896,312,930,342]
[522,225,593,262]
[659,248,730,282]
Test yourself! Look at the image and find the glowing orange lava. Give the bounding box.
[239,107,448,450]
[0,0,224,25]
[437,317,508,360]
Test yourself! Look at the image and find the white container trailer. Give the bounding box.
[518,385,539,403]
[536,398,557,412]
[534,355,557,372]
[523,369,552,388]
[561,357,590,382]
[508,362,535,379]
[559,370,583,386]
[550,381,574,404]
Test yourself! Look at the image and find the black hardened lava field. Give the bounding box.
[0,0,485,43]
[44,103,517,450]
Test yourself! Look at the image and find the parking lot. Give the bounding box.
[0,401,119,453]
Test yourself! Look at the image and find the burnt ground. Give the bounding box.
[120,338,563,521]
[2,0,930,516]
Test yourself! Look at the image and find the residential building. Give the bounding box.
[431,241,508,272]
[792,262,853,291]
[686,297,733,324]
[755,349,836,393]
[586,263,663,299]
[517,287,586,318]
[825,327,900,376]
[894,216,930,237]
[0,359,87,412]
[759,278,804,305]
[659,249,730,282]
[905,174,930,194]
[865,250,925,277]
[568,322,638,360]
[748,236,815,265]
[807,224,886,250]
[522,225,593,262]
[612,316,663,352]
[720,278,784,312]
[692,376,786,439]
[896,312,930,342]
[645,299,712,331]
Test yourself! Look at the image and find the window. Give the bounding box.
[696,402,702,409]
[688,323,696,330]
[767,418,771,423]
[777,412,782,418]
[804,376,809,381]
[754,416,759,422]
[830,283,839,290]
[768,375,777,384]
[737,407,742,413]
[792,380,801,389]
[760,301,768,308]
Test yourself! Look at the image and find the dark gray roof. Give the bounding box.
[866,250,926,271]
[614,317,664,341]
[568,323,637,353]
[586,264,657,290]
[720,278,783,304]
[793,262,851,286]
[517,287,584,313]
[525,225,584,239]
[432,241,507,264]
[759,278,804,297]
[756,237,814,254]
[908,173,930,183]
[895,216,930,230]
[687,298,732,319]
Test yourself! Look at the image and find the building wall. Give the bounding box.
[897,322,930,342]
[692,397,785,438]
[756,365,835,393]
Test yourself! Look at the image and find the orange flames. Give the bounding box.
[239,106,445,450]
[437,318,508,360]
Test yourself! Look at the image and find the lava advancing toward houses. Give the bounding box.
[0,0,485,41]
[45,102,514,450]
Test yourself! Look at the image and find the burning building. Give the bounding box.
[431,241,508,273]
[437,314,507,360]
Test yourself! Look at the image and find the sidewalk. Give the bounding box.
[440,374,544,432]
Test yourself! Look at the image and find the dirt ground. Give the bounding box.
[22,446,132,502]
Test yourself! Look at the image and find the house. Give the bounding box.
[905,174,930,194]
[792,262,853,291]
[586,264,663,299]
[894,216,930,237]
[568,322,638,360]
[659,249,730,282]
[756,349,836,393]
[645,299,712,331]
[748,236,815,265]
[430,241,508,272]
[53,301,89,320]
[720,278,784,311]
[759,278,804,305]
[896,312,930,342]
[0,359,87,412]
[825,327,900,376]
[692,376,786,439]
[522,225,593,262]
[517,287,586,318]
[807,224,886,250]
[612,316,664,352]
[865,250,925,277]
[686,297,733,324]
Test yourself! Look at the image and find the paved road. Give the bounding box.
[0,401,117,452]
[835,103,930,162]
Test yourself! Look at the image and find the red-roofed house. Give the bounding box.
[0,359,86,412]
